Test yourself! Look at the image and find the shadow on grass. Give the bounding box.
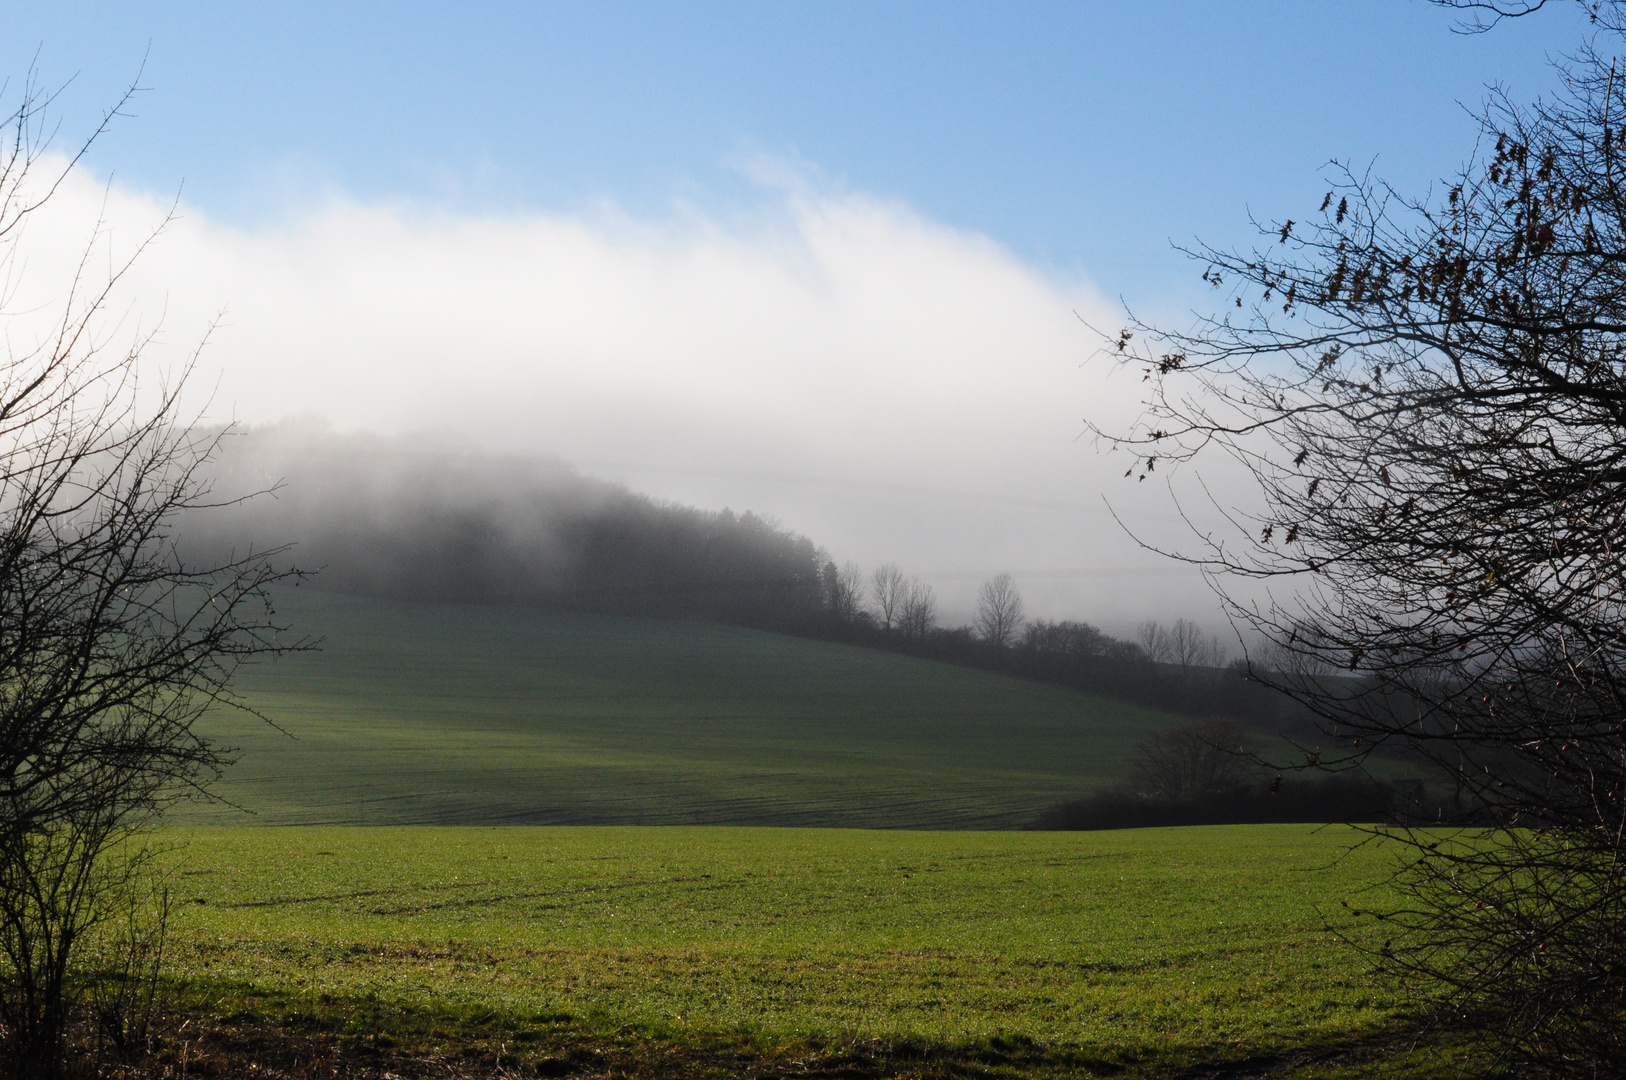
[89,983,1473,1080]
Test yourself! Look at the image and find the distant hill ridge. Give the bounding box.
[196,587,1177,827]
[184,422,831,629]
[183,423,1319,732]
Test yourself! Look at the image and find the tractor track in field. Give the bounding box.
[218,873,727,915]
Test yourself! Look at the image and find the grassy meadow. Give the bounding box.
[151,592,1441,1076]
[164,824,1416,1078]
[194,588,1182,829]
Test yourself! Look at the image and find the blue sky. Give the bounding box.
[0,3,1604,623]
[11,2,1589,306]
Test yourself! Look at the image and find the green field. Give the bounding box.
[157,595,1445,1076]
[166,823,1415,1078]
[195,589,1181,828]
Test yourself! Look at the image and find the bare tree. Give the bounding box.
[1100,4,1626,1069]
[897,575,938,640]
[869,563,907,631]
[1138,618,1225,666]
[0,74,301,1076]
[1433,0,1605,34]
[1166,618,1226,668]
[1136,620,1171,662]
[1165,619,1201,667]
[825,560,867,625]
[1129,719,1257,801]
[1247,634,1336,679]
[973,572,1025,646]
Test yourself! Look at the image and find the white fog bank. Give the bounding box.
[13,162,1236,631]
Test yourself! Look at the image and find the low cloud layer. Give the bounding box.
[14,161,1228,631]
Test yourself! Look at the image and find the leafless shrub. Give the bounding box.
[0,72,302,1077]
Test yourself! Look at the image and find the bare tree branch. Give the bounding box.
[0,70,308,1076]
[1098,5,1626,1070]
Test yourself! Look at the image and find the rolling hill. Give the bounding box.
[188,587,1180,829]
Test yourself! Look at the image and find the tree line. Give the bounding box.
[813,561,1316,730]
[189,434,1310,729]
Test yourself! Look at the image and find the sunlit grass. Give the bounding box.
[164,824,1422,1076]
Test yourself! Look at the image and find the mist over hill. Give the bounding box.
[184,422,1316,732]
[183,422,830,629]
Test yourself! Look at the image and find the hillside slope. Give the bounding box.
[190,588,1179,828]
